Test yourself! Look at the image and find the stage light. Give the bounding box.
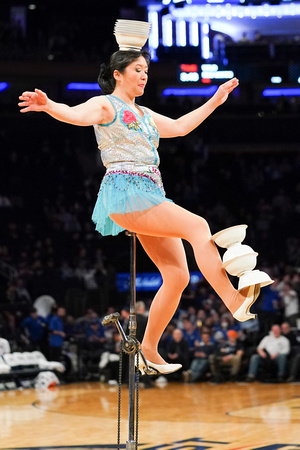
[189,21,199,47]
[66,83,100,90]
[271,76,282,83]
[262,88,300,97]
[180,72,200,82]
[181,64,198,72]
[179,64,200,82]
[162,17,173,46]
[176,20,187,46]
[202,70,234,79]
[162,86,218,96]
[202,63,218,71]
[148,11,159,49]
[201,23,210,60]
[0,82,9,92]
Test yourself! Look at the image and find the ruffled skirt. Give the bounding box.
[92,165,172,236]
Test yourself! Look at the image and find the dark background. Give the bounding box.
[1,0,299,317]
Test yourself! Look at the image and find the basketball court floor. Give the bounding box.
[1,380,300,450]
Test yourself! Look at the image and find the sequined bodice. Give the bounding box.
[93,95,160,169]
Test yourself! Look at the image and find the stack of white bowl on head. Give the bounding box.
[114,19,151,51]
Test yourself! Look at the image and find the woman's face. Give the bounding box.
[114,56,148,96]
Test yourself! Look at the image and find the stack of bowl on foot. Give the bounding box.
[212,225,273,290]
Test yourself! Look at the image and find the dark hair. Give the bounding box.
[98,50,151,95]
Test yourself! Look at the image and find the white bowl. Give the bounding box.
[114,33,149,51]
[115,24,150,28]
[116,19,151,28]
[211,224,248,248]
[114,20,151,37]
[223,253,258,277]
[222,243,257,263]
[114,28,151,37]
[115,23,151,29]
[238,269,274,290]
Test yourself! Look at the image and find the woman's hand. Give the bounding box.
[213,77,239,106]
[18,88,48,113]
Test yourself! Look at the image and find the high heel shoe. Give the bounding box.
[136,355,182,375]
[233,284,261,322]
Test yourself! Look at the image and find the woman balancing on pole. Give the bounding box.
[18,20,273,375]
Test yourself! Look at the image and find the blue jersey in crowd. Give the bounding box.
[21,316,46,343]
[49,315,64,347]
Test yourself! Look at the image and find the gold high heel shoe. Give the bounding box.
[233,284,261,322]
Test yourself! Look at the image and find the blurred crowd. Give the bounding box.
[0,113,299,385]
[1,288,300,386]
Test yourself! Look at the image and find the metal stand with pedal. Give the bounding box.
[102,232,157,450]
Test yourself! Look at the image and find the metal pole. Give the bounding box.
[127,232,137,449]
[102,232,156,449]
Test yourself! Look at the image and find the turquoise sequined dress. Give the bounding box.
[92,95,172,236]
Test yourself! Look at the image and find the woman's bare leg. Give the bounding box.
[137,234,189,364]
[111,201,251,314]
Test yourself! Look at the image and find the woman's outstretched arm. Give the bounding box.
[18,88,111,126]
[148,78,239,138]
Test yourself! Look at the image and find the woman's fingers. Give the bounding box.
[20,91,35,98]
[18,101,28,107]
[18,88,47,112]
[223,77,239,90]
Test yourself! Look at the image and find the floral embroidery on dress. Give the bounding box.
[120,109,142,131]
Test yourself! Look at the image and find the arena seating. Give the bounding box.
[0,351,65,390]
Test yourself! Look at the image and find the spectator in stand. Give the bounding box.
[186,306,197,325]
[213,316,230,340]
[279,282,299,327]
[210,311,221,334]
[135,301,148,344]
[46,304,58,326]
[86,319,106,349]
[182,330,216,383]
[6,277,31,316]
[209,329,244,382]
[246,324,290,382]
[180,282,195,309]
[202,295,217,317]
[99,330,122,385]
[258,281,281,335]
[48,306,66,361]
[120,304,148,344]
[281,321,299,347]
[167,328,190,373]
[181,316,200,360]
[196,309,207,328]
[287,352,300,382]
[74,307,99,337]
[83,319,106,377]
[281,321,300,382]
[21,307,47,352]
[2,311,19,347]
[158,322,176,361]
